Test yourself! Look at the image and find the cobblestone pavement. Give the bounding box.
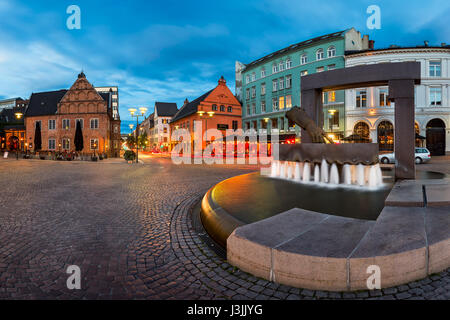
[0,157,449,300]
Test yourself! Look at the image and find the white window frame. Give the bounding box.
[301,54,307,65]
[90,139,99,150]
[62,138,70,150]
[279,78,284,90]
[272,64,278,73]
[301,70,308,77]
[316,49,324,60]
[327,46,336,58]
[251,72,256,82]
[356,89,367,108]
[286,59,292,69]
[429,61,441,77]
[278,61,285,72]
[272,79,277,92]
[316,66,324,73]
[48,139,56,150]
[261,68,266,78]
[272,98,279,111]
[285,75,292,89]
[90,118,99,129]
[261,100,266,113]
[75,118,84,129]
[48,119,56,130]
[251,86,256,98]
[261,83,266,95]
[430,86,442,106]
[62,119,70,130]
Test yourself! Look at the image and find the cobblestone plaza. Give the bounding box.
[0,156,449,300]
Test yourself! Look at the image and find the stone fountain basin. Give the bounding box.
[226,178,450,291]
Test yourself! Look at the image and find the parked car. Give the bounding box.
[379,148,431,164]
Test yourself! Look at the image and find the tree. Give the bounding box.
[138,131,148,149]
[126,135,136,150]
[74,121,84,152]
[34,122,42,151]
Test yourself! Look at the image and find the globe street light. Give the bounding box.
[129,107,148,163]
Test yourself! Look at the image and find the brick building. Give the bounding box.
[169,76,242,150]
[24,72,122,157]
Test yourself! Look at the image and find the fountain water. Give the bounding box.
[321,159,329,183]
[329,163,339,185]
[302,162,311,183]
[314,165,320,183]
[294,163,301,181]
[269,159,384,188]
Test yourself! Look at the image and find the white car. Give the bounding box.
[379,148,431,164]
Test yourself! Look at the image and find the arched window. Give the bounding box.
[301,54,307,65]
[285,58,292,69]
[327,46,336,58]
[316,48,324,60]
[377,121,394,152]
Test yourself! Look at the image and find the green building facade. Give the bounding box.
[235,28,370,142]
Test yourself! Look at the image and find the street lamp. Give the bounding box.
[129,107,148,163]
[197,110,214,145]
[14,112,23,160]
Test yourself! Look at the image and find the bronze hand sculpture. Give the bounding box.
[285,106,334,144]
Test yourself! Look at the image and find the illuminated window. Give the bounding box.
[356,90,367,108]
[328,91,336,103]
[316,66,324,73]
[379,88,390,106]
[279,96,285,110]
[301,70,308,77]
[90,139,99,150]
[62,119,70,130]
[62,138,70,150]
[285,95,292,108]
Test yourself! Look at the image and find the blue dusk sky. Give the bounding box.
[0,0,449,132]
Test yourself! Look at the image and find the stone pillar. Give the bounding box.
[301,89,323,143]
[389,79,416,180]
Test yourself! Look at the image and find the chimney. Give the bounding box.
[424,40,429,47]
[441,43,447,47]
[218,76,226,86]
[183,98,189,106]
[369,40,375,50]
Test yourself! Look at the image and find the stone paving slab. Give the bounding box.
[272,216,374,291]
[227,208,327,280]
[426,185,450,207]
[385,183,424,207]
[426,206,450,274]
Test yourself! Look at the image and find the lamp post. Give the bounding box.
[14,111,23,160]
[197,110,214,148]
[129,107,148,163]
